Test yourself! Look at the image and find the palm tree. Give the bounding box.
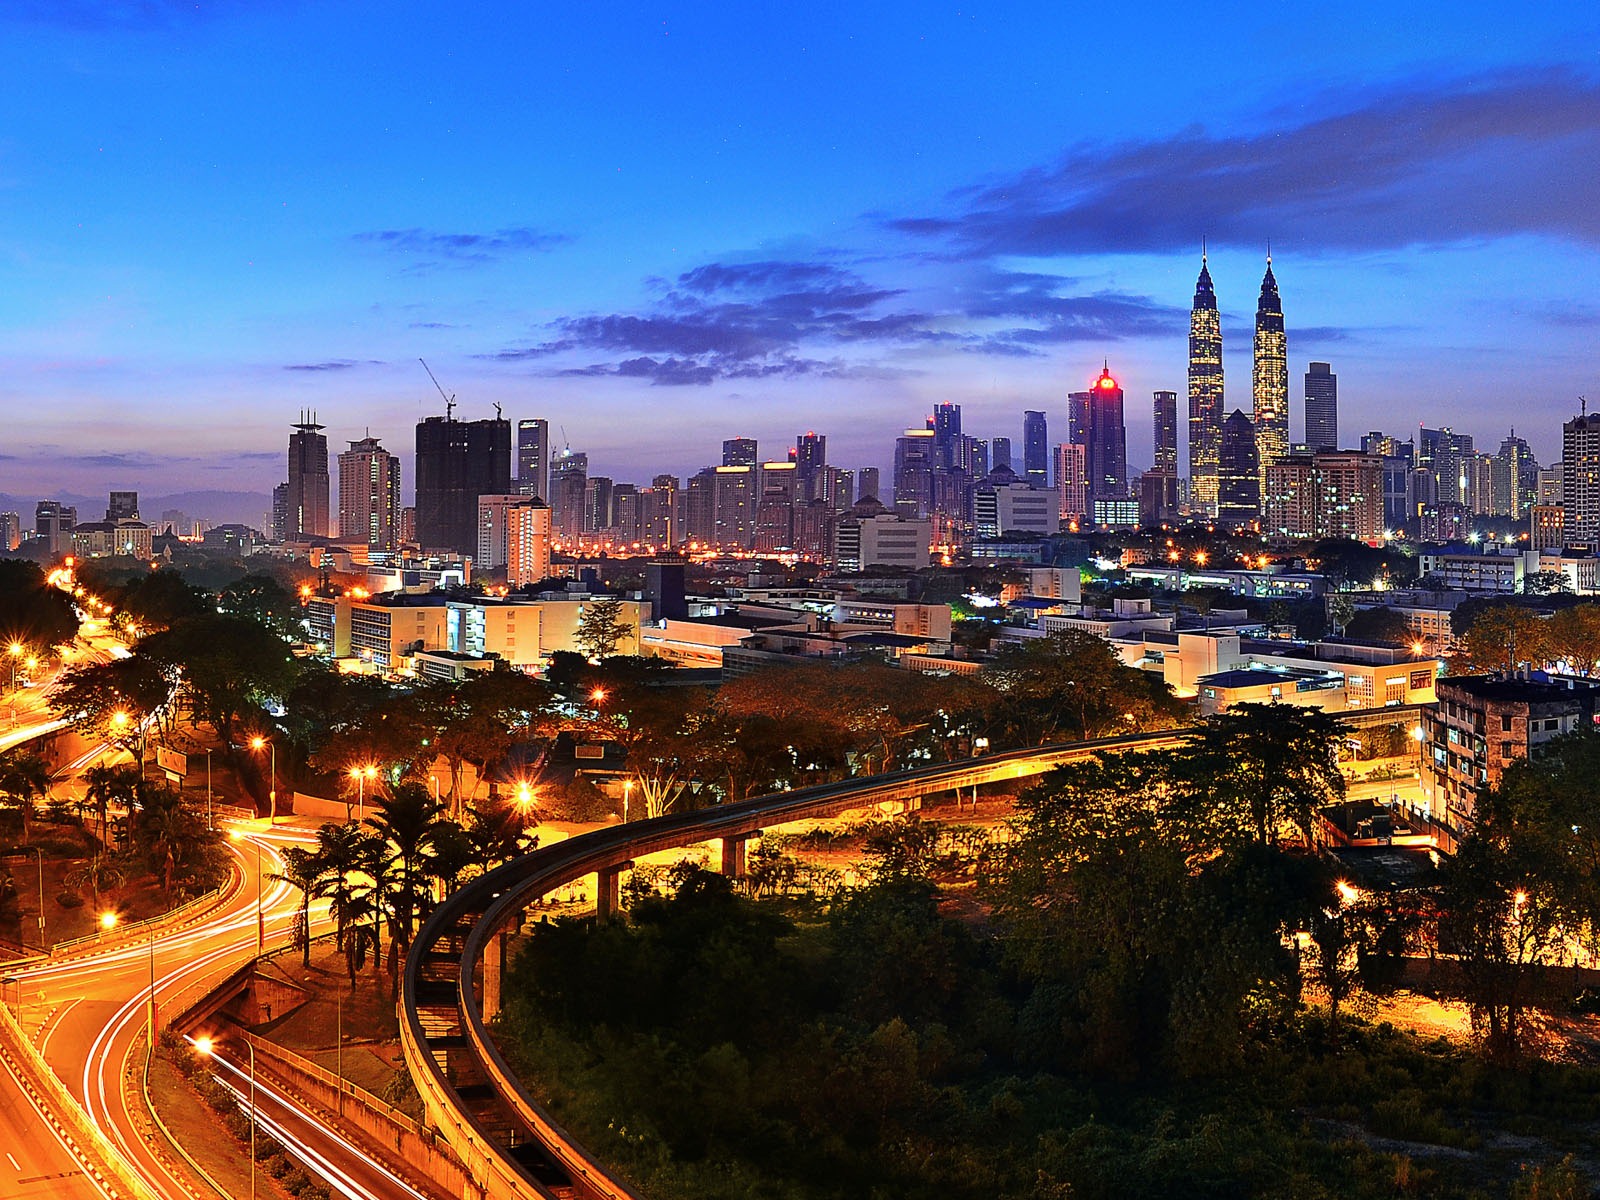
[271,846,332,967]
[338,889,378,991]
[365,783,447,991]
[0,749,52,845]
[312,823,372,952]
[65,854,125,912]
[82,763,140,850]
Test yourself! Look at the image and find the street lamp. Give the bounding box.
[622,778,633,822]
[195,1036,256,1200]
[348,764,377,821]
[33,848,44,946]
[7,642,23,693]
[99,910,119,943]
[250,736,276,824]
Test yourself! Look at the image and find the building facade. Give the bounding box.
[1252,257,1289,496]
[1187,251,1224,516]
[337,437,401,552]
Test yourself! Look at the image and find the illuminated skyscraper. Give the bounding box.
[1187,251,1224,516]
[722,437,758,467]
[1562,411,1600,546]
[286,413,331,539]
[1252,255,1289,496]
[516,418,548,499]
[1152,390,1178,475]
[1303,361,1337,453]
[1083,366,1128,503]
[338,436,400,551]
[1022,410,1048,489]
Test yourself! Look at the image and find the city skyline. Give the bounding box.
[0,4,1596,497]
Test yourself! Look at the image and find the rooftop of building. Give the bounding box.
[1195,666,1318,689]
[1436,671,1600,702]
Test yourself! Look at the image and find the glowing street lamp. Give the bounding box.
[348,764,378,821]
[195,1036,257,1200]
[250,736,276,824]
[7,642,24,693]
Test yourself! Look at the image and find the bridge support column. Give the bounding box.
[719,834,751,878]
[596,864,627,922]
[482,927,507,1022]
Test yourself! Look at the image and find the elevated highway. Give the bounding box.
[402,704,1425,1200]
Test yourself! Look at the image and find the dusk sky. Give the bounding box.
[1,2,1597,505]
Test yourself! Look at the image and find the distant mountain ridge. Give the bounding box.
[0,490,272,529]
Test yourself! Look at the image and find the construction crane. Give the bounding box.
[419,358,455,421]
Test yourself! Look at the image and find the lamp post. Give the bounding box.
[34,847,44,946]
[622,778,633,822]
[196,1036,255,1200]
[250,736,276,824]
[349,764,377,821]
[205,749,213,832]
[7,642,22,693]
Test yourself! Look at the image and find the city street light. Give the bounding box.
[250,736,276,824]
[348,764,377,821]
[33,847,44,945]
[622,778,633,822]
[7,642,23,693]
[195,1036,256,1200]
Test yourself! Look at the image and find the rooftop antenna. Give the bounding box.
[493,401,503,420]
[1582,395,1589,418]
[419,358,455,421]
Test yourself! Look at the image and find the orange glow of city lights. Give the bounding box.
[250,736,266,750]
[100,911,119,930]
[591,688,607,703]
[194,1035,215,1057]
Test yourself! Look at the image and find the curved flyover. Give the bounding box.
[402,705,1424,1200]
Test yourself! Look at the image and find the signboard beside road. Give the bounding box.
[155,746,188,778]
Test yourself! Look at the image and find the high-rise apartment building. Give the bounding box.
[1303,361,1337,453]
[685,469,717,544]
[517,419,549,499]
[1083,367,1128,502]
[1217,410,1261,525]
[1252,257,1289,496]
[414,412,512,559]
[722,437,758,468]
[547,449,588,541]
[1152,390,1178,475]
[0,512,18,552]
[1262,452,1383,541]
[713,465,758,547]
[1187,251,1224,516]
[1022,410,1048,489]
[1419,427,1475,506]
[338,437,401,551]
[476,493,529,571]
[1491,433,1539,519]
[641,474,680,547]
[286,413,331,539]
[583,476,614,533]
[1562,412,1600,546]
[1054,442,1088,526]
[506,500,552,587]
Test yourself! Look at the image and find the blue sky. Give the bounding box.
[0,2,1596,503]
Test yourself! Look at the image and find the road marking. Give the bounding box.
[39,997,82,1057]
[6,1151,20,1170]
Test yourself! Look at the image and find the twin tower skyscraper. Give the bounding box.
[1185,249,1288,517]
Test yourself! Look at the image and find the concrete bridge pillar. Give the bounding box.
[596,863,631,922]
[719,834,752,878]
[482,928,507,1022]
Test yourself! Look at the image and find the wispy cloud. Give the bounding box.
[354,226,571,265]
[889,71,1600,256]
[282,359,383,372]
[0,1,245,29]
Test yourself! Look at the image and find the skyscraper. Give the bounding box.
[506,500,552,587]
[859,466,882,503]
[795,431,826,498]
[1187,251,1224,516]
[286,413,331,539]
[107,491,139,522]
[1492,433,1539,519]
[1252,256,1289,497]
[932,403,962,469]
[548,449,588,540]
[1054,443,1087,526]
[1022,410,1048,489]
[1562,411,1600,546]
[1153,390,1178,475]
[517,418,549,499]
[1217,410,1261,525]
[893,428,936,518]
[1303,361,1337,453]
[338,436,401,551]
[991,437,1012,472]
[1083,366,1128,503]
[34,501,75,557]
[414,412,512,558]
[722,437,758,467]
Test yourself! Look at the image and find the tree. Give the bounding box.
[272,846,332,967]
[1344,606,1412,645]
[51,656,174,751]
[1180,703,1347,846]
[366,784,451,990]
[1543,604,1600,677]
[139,615,297,742]
[65,854,124,911]
[83,763,142,849]
[1521,570,1573,597]
[118,570,209,633]
[0,749,52,845]
[573,596,633,661]
[0,560,79,648]
[219,574,302,638]
[1452,603,1550,675]
[129,781,224,900]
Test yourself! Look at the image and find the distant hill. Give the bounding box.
[0,490,272,530]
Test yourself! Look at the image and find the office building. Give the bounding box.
[722,437,758,467]
[582,476,614,533]
[1530,504,1566,551]
[1217,410,1261,525]
[714,464,758,547]
[859,466,882,504]
[893,427,936,518]
[517,418,549,499]
[1138,470,1180,527]
[338,437,401,552]
[833,512,932,571]
[0,512,18,552]
[1419,427,1476,507]
[1252,257,1289,494]
[414,412,513,559]
[286,413,331,539]
[1491,433,1539,519]
[1153,389,1178,475]
[1303,361,1337,453]
[795,431,826,499]
[974,482,1055,538]
[270,484,289,543]
[34,501,76,557]
[1022,410,1048,489]
[547,449,588,541]
[476,493,530,571]
[1187,250,1225,516]
[107,491,139,522]
[1082,366,1128,503]
[992,436,1013,472]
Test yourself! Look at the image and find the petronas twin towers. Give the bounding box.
[1186,249,1289,518]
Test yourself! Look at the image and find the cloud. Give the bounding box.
[889,72,1600,256]
[282,359,383,372]
[354,226,571,265]
[480,255,1186,383]
[0,1,245,29]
